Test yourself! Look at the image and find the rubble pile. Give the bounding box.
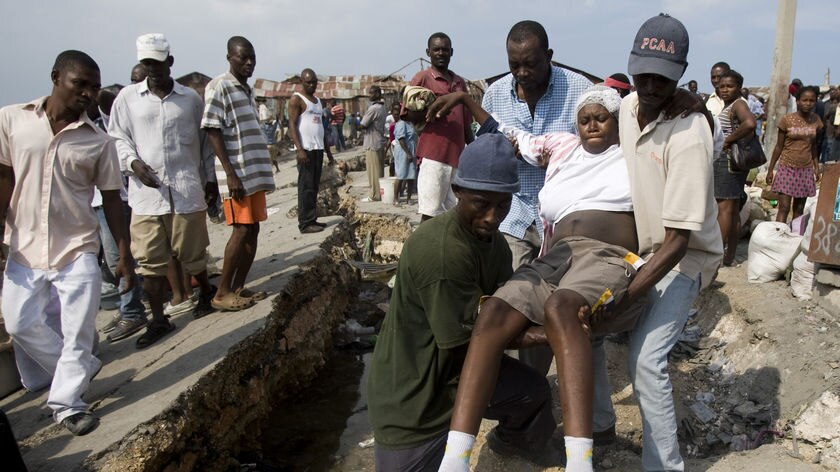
[673,320,783,457]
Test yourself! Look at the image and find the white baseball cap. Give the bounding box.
[136,33,170,62]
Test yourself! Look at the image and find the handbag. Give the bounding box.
[727,106,767,171]
[729,133,767,171]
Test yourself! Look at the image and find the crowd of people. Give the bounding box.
[0,34,280,437]
[0,9,834,472]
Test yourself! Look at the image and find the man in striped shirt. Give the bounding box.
[202,36,276,312]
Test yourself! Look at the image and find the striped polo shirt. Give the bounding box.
[202,72,276,198]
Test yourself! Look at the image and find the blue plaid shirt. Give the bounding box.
[482,66,591,239]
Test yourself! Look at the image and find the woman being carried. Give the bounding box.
[429,85,642,472]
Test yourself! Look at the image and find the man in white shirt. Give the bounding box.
[705,61,729,117]
[109,34,218,348]
[288,68,334,233]
[1,50,135,435]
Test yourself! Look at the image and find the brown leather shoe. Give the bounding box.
[300,224,324,234]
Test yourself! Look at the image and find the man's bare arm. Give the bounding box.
[206,128,245,201]
[426,91,490,125]
[626,227,689,301]
[101,190,135,294]
[287,96,309,165]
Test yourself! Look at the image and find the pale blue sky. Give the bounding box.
[1,0,837,106]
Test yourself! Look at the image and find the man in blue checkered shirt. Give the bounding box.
[483,21,591,269]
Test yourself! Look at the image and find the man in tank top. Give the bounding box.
[288,68,335,234]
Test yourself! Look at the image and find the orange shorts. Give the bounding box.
[223,191,267,225]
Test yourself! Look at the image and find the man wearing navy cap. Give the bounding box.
[367,134,562,471]
[609,13,722,471]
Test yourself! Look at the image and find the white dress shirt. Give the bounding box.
[109,80,215,216]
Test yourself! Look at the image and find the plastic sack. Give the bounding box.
[790,251,816,300]
[800,191,820,253]
[739,198,752,238]
[747,221,803,283]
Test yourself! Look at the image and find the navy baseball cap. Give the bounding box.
[628,13,689,82]
[454,134,520,194]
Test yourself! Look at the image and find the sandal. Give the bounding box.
[211,293,256,312]
[236,288,268,301]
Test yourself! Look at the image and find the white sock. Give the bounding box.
[437,430,475,472]
[564,436,594,472]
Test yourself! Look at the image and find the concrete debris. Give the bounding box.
[696,391,716,404]
[794,391,840,444]
[680,325,704,343]
[731,434,750,451]
[821,437,840,470]
[691,401,717,423]
[670,315,788,456]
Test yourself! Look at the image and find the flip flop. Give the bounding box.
[211,293,256,312]
[236,288,268,301]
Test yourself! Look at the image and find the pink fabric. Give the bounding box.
[526,133,583,256]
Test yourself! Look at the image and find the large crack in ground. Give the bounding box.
[84,217,363,472]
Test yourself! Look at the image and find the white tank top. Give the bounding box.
[295,92,325,150]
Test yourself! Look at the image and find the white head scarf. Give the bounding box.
[575,84,622,119]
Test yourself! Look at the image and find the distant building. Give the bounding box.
[102,84,124,96]
[176,72,212,101]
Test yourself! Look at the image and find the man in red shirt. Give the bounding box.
[410,32,473,221]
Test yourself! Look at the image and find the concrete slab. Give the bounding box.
[815,267,840,288]
[1,147,375,471]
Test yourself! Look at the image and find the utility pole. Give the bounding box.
[764,0,797,156]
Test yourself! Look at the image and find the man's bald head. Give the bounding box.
[507,20,549,51]
[130,63,147,83]
[53,50,99,75]
[227,36,254,54]
[300,68,318,95]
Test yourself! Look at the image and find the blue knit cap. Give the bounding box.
[453,133,520,193]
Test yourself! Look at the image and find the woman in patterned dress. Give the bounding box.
[766,85,823,223]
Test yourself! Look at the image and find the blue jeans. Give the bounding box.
[332,124,345,151]
[95,205,146,322]
[593,270,700,471]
